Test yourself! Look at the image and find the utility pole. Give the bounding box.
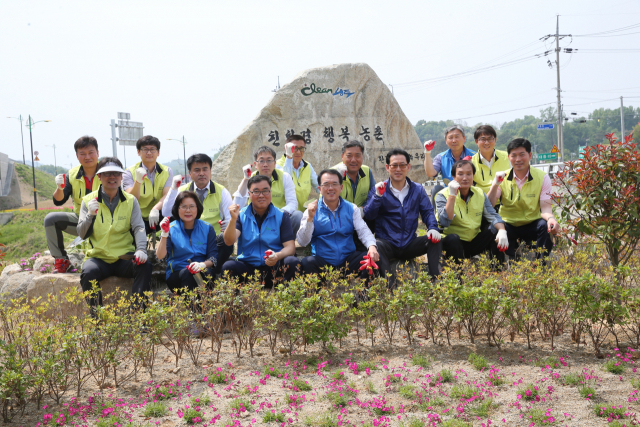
[621,96,625,141]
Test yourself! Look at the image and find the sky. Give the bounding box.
[2,0,640,169]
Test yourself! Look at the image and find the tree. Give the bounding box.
[552,133,640,267]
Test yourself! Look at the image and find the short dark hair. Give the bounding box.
[473,125,497,140]
[318,169,343,186]
[341,140,365,154]
[385,149,410,165]
[248,175,271,190]
[96,157,123,173]
[74,136,98,153]
[136,135,161,151]
[507,138,532,154]
[286,134,306,143]
[172,191,203,221]
[452,160,476,176]
[253,146,277,161]
[187,153,213,171]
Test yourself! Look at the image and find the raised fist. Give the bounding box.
[55,174,66,190]
[424,140,435,152]
[148,208,160,230]
[160,217,171,238]
[242,164,253,179]
[171,175,183,190]
[307,200,318,221]
[284,143,295,158]
[375,181,387,197]
[493,171,506,186]
[335,163,347,179]
[448,180,460,196]
[135,167,147,184]
[87,198,99,216]
[228,203,240,220]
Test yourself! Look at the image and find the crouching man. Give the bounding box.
[222,175,301,288]
[77,157,152,312]
[297,169,380,281]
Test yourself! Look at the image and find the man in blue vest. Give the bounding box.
[424,125,476,184]
[365,149,442,285]
[297,169,379,279]
[222,175,301,287]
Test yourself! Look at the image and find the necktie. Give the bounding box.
[196,188,207,202]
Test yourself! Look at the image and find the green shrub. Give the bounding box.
[603,359,625,374]
[183,407,204,424]
[411,354,432,368]
[359,361,379,371]
[96,416,134,427]
[154,386,179,401]
[229,397,253,413]
[468,398,497,417]
[561,372,582,386]
[535,356,562,369]
[263,411,286,423]
[304,414,338,427]
[468,353,489,370]
[439,369,455,383]
[398,384,416,399]
[593,403,627,419]
[326,390,355,408]
[527,408,557,425]
[292,379,312,391]
[143,401,167,418]
[190,394,211,407]
[578,385,595,399]
[450,384,478,400]
[399,418,424,427]
[631,378,640,390]
[517,384,539,401]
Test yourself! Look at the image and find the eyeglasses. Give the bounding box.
[477,137,495,143]
[293,146,306,153]
[319,183,341,189]
[257,159,274,165]
[388,163,408,170]
[140,148,158,153]
[100,172,121,178]
[249,189,271,196]
[179,204,197,211]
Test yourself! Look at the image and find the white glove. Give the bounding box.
[171,175,183,190]
[242,164,253,179]
[134,250,147,265]
[358,206,365,219]
[424,140,436,152]
[159,217,171,238]
[448,180,460,196]
[218,218,230,232]
[495,229,509,252]
[87,198,99,216]
[493,171,506,186]
[427,229,441,243]
[148,208,160,230]
[55,174,65,190]
[335,163,348,179]
[188,262,206,274]
[375,181,387,197]
[135,167,147,184]
[263,249,277,261]
[284,143,295,158]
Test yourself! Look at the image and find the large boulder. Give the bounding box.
[212,63,425,190]
[0,267,38,301]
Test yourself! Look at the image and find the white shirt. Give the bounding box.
[480,150,495,169]
[233,171,298,214]
[296,198,376,248]
[389,180,410,205]
[161,181,233,220]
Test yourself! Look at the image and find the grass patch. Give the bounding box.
[358,360,379,371]
[14,163,57,202]
[190,394,211,407]
[153,386,179,401]
[527,408,557,425]
[399,384,416,399]
[631,378,640,390]
[96,416,133,427]
[488,374,504,386]
[468,352,489,371]
[593,403,627,418]
[365,380,377,394]
[331,371,345,381]
[535,356,563,369]
[399,418,424,427]
[561,372,582,386]
[305,356,319,368]
[439,369,455,383]
[326,390,356,408]
[209,370,227,384]
[603,359,625,375]
[441,420,471,427]
[468,398,497,417]
[517,384,539,401]
[411,354,432,368]
[183,407,204,424]
[142,401,167,418]
[304,414,338,427]
[263,412,286,423]
[229,397,254,413]
[372,406,394,416]
[387,373,403,383]
[292,379,312,391]
[263,365,286,377]
[578,385,596,399]
[450,384,478,400]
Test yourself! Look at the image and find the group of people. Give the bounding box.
[43,125,559,312]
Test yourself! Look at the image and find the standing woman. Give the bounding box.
[156,191,218,293]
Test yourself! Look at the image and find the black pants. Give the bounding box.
[505,218,554,259]
[376,236,442,281]
[301,251,374,281]
[143,212,165,236]
[167,267,216,294]
[441,227,505,264]
[221,257,301,288]
[80,257,152,309]
[216,234,234,275]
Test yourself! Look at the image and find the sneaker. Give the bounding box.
[53,258,70,274]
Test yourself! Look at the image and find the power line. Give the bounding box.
[573,22,640,37]
[448,102,555,122]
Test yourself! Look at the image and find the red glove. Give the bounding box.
[462,156,472,161]
[61,174,66,189]
[263,249,274,260]
[243,164,253,179]
[375,182,387,197]
[160,217,171,237]
[359,255,379,276]
[424,140,435,152]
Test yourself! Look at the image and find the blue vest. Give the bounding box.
[439,146,477,182]
[237,204,285,266]
[166,219,211,279]
[311,197,356,266]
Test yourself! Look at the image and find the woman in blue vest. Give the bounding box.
[156,191,218,294]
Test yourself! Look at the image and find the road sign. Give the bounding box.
[537,123,555,130]
[551,145,559,153]
[118,120,144,146]
[537,152,558,161]
[33,151,39,156]
[579,145,587,159]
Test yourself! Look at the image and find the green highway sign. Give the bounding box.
[578,145,587,159]
[537,152,559,161]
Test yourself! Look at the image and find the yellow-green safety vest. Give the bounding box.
[68,164,100,215]
[178,181,225,234]
[127,162,170,219]
[471,150,511,194]
[331,163,371,207]
[250,169,286,209]
[276,155,312,211]
[436,186,486,242]
[82,187,136,263]
[499,167,545,227]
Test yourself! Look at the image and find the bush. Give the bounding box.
[468,352,489,371]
